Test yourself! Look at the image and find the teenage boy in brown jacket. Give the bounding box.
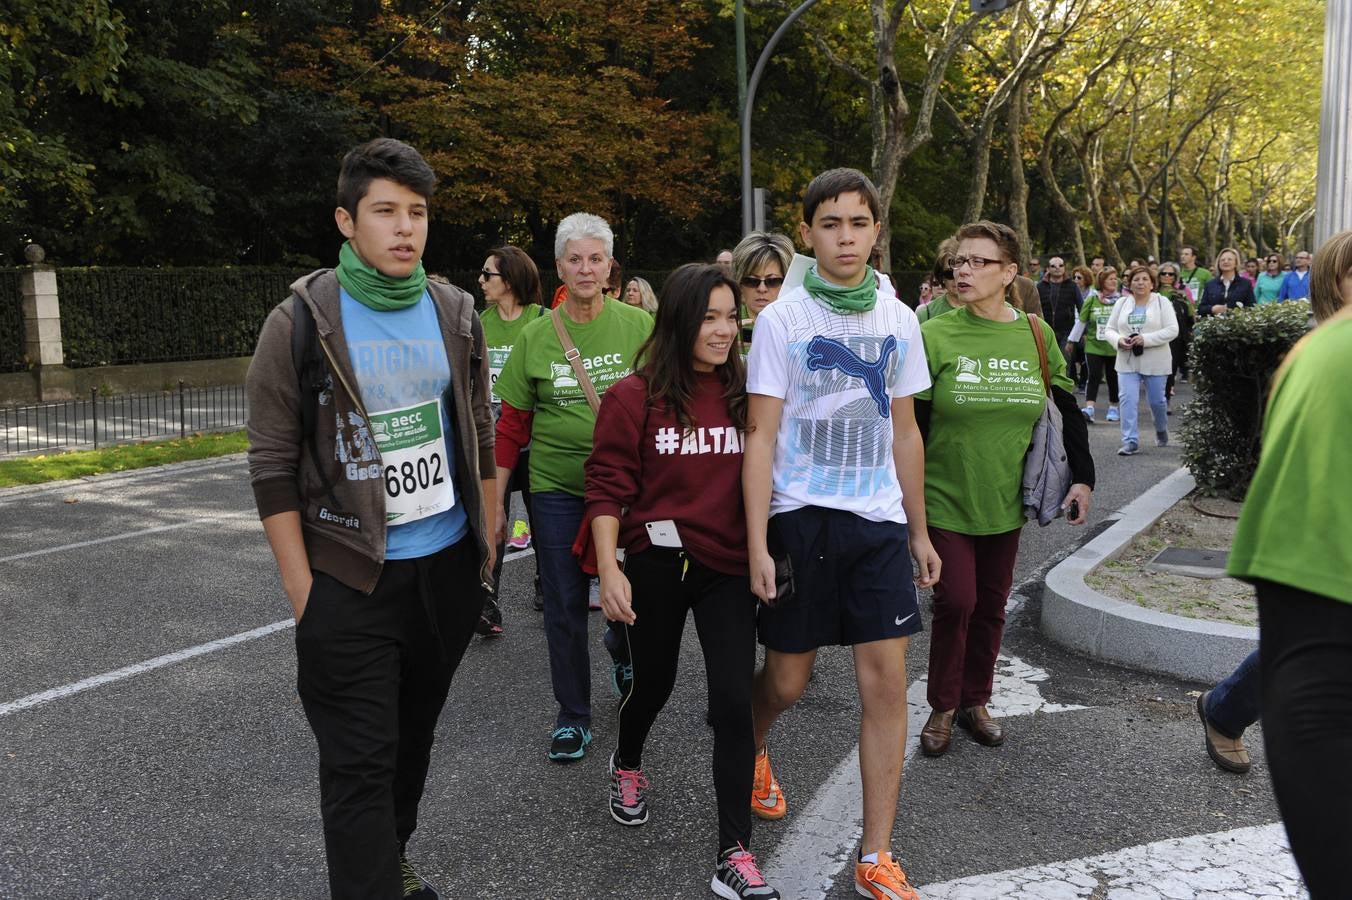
[246,138,495,900]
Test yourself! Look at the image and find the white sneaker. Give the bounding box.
[1080,406,1095,424]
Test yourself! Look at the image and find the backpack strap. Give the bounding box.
[290,296,340,507]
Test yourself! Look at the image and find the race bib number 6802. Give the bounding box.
[369,399,456,525]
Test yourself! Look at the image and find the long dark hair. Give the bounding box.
[636,263,747,433]
[489,245,543,306]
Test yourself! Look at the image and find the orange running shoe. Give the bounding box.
[854,851,919,900]
[750,747,786,820]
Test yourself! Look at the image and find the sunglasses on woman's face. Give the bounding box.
[740,275,784,289]
[479,269,501,280]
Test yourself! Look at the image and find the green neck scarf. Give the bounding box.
[335,241,427,311]
[804,264,878,314]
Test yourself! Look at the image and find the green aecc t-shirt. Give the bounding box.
[480,303,545,404]
[1227,312,1352,604]
[918,307,1072,535]
[493,298,653,496]
[1077,290,1116,357]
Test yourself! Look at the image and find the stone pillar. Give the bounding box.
[1315,0,1352,247]
[20,244,75,400]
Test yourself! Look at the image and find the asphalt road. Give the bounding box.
[0,382,1291,899]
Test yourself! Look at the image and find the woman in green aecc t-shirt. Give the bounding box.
[491,212,653,764]
[912,221,1095,759]
[1225,228,1352,898]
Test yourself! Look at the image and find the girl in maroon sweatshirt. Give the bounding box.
[582,264,778,900]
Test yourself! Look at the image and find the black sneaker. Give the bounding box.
[475,595,503,637]
[608,751,650,826]
[400,854,442,899]
[548,725,592,762]
[610,661,634,699]
[712,845,780,899]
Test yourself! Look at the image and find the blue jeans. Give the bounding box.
[1206,649,1261,739]
[1117,371,1168,446]
[532,490,594,728]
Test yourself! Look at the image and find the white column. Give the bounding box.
[21,263,63,367]
[1315,0,1352,246]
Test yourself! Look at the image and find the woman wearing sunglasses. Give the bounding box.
[731,231,794,355]
[477,246,546,635]
[1255,254,1286,304]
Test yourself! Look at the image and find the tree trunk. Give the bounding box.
[1007,83,1032,268]
[963,115,999,222]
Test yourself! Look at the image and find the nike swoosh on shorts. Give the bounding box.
[895,613,915,626]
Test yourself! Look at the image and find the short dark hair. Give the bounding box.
[802,168,882,226]
[953,220,1022,266]
[1091,255,1105,264]
[488,246,543,306]
[336,138,436,221]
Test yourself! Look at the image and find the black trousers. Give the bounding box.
[615,549,758,856]
[490,447,535,597]
[1257,579,1352,900]
[296,537,480,900]
[1086,353,1119,405]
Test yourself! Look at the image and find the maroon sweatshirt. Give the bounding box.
[582,370,747,575]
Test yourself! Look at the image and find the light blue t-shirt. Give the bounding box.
[340,288,468,559]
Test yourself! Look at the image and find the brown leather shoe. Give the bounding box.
[920,709,955,757]
[955,706,1005,747]
[1197,691,1252,773]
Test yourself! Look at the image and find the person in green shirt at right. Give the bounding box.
[1178,245,1211,300]
[1225,227,1352,899]
[1064,266,1119,424]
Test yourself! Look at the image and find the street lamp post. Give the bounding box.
[1315,0,1352,246]
[741,0,821,235]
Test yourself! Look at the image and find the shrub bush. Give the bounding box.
[1179,301,1312,499]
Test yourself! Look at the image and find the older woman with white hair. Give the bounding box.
[493,212,654,762]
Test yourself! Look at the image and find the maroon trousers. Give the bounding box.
[926,526,1022,712]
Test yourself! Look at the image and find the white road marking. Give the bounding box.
[0,619,294,718]
[919,822,1302,898]
[0,522,197,563]
[764,654,1087,898]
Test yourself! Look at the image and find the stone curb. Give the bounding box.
[1041,468,1257,683]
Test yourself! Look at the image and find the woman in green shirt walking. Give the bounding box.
[1226,228,1352,898]
[915,221,1095,757]
[1065,266,1119,424]
[477,246,546,634]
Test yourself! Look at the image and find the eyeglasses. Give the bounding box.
[951,255,1002,270]
[1159,271,1177,277]
[940,269,955,281]
[740,275,784,289]
[479,269,501,280]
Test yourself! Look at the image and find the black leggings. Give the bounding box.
[616,549,758,855]
[1086,353,1119,405]
[1257,579,1352,899]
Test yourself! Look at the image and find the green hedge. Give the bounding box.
[1179,301,1312,499]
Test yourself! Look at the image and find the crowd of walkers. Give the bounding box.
[244,137,1346,900]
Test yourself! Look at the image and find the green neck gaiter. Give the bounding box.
[804,264,878,314]
[335,241,427,311]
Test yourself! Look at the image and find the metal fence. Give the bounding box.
[0,382,247,456]
[0,269,24,373]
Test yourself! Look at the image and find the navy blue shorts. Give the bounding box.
[757,506,923,653]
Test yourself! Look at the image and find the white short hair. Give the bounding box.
[554,212,614,260]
